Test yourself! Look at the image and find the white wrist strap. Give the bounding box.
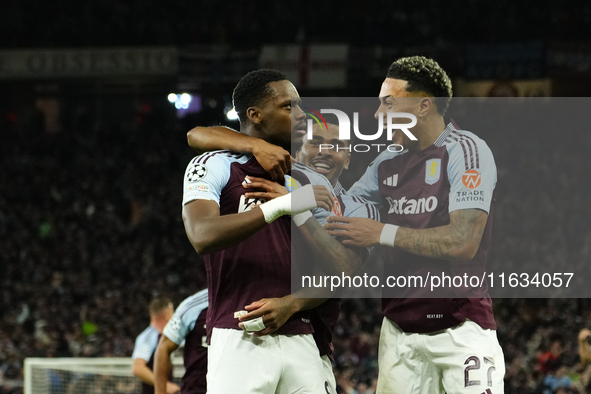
[291,184,318,214]
[258,184,318,224]
[293,211,313,227]
[259,194,291,223]
[242,317,266,332]
[380,224,399,247]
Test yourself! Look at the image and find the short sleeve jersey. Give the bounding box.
[133,326,173,394]
[163,289,208,394]
[132,326,159,363]
[182,151,313,337]
[349,122,497,333]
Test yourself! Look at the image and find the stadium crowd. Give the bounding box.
[0,0,590,48]
[1,98,591,394]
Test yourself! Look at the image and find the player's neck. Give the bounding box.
[415,116,447,151]
[150,320,164,334]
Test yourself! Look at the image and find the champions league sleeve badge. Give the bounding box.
[425,159,441,185]
[187,163,207,183]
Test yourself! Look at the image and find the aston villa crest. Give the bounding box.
[425,159,441,185]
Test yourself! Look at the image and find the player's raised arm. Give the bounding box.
[187,126,292,180]
[153,336,180,394]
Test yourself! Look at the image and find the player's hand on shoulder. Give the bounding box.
[166,382,180,394]
[312,185,334,212]
[251,140,293,181]
[238,297,297,337]
[243,176,288,200]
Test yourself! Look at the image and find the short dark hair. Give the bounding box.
[386,56,453,116]
[148,296,172,316]
[232,69,288,123]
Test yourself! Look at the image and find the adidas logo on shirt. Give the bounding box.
[383,174,398,187]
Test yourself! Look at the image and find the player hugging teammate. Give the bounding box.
[182,57,505,394]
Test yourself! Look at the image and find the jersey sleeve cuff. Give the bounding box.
[182,194,220,206]
[162,329,182,345]
[448,203,490,214]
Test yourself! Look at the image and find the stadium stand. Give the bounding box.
[2,98,591,393]
[0,0,590,48]
[1,1,591,392]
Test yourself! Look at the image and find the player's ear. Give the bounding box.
[343,154,350,170]
[246,107,263,125]
[417,97,433,118]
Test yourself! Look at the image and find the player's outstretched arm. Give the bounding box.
[325,208,488,261]
[187,126,292,180]
[154,336,180,394]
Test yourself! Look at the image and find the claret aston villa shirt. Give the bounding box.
[350,122,497,333]
[182,151,313,337]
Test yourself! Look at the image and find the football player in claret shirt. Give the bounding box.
[154,289,208,394]
[182,69,356,393]
[186,118,378,394]
[324,56,506,394]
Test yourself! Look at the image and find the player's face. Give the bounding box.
[297,123,350,187]
[375,78,424,148]
[258,80,306,151]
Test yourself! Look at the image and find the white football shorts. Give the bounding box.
[207,328,327,393]
[321,354,337,394]
[376,318,505,394]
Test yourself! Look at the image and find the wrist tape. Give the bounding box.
[379,224,400,247]
[242,317,266,332]
[259,184,317,223]
[293,211,313,227]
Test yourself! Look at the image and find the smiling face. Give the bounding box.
[297,123,350,187]
[254,80,306,151]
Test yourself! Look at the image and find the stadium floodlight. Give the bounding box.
[226,108,239,121]
[168,93,178,103]
[180,93,192,105]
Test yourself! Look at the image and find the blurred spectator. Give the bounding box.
[0,0,589,49]
[539,335,566,375]
[579,329,591,366]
